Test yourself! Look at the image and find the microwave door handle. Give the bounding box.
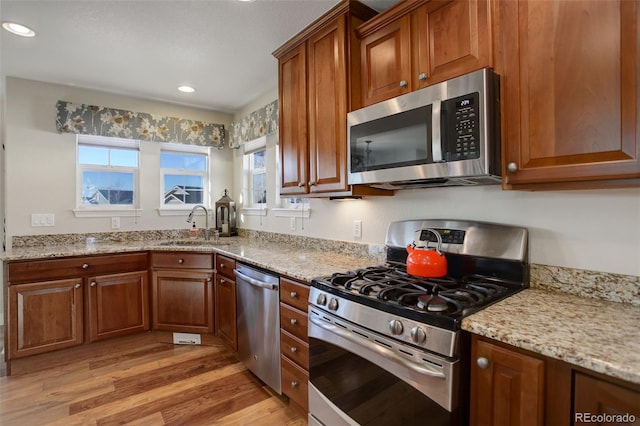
[431,100,443,162]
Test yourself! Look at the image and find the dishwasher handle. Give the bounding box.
[234,269,279,290]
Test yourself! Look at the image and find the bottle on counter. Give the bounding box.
[189,222,198,238]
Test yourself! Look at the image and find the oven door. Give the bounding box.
[308,307,466,426]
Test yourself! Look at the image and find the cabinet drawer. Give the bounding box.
[281,355,309,411]
[215,254,236,279]
[7,252,148,283]
[151,252,213,269]
[280,277,309,312]
[280,303,308,342]
[280,329,309,370]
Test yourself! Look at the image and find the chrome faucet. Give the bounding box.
[186,205,211,240]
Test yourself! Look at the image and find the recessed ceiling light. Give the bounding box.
[2,22,36,37]
[178,85,196,93]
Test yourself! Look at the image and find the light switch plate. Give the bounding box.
[353,220,362,238]
[111,217,120,229]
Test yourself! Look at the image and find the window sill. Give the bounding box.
[272,208,310,218]
[73,208,142,218]
[241,207,267,217]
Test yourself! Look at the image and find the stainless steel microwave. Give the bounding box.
[347,68,501,189]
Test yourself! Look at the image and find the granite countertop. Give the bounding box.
[0,236,381,283]
[3,236,639,385]
[462,288,640,385]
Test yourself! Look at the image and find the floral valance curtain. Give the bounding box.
[55,100,225,147]
[228,99,278,148]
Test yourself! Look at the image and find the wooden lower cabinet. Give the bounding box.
[279,276,310,412]
[470,336,545,426]
[5,252,150,362]
[215,254,237,351]
[8,278,84,359]
[574,373,640,425]
[471,334,640,426]
[87,271,149,342]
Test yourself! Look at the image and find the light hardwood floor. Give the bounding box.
[0,332,306,426]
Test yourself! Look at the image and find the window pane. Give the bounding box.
[252,172,266,204]
[82,171,134,205]
[110,149,138,167]
[79,146,108,165]
[163,174,204,205]
[161,152,206,170]
[253,150,266,170]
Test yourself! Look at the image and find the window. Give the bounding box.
[250,149,267,205]
[77,135,139,207]
[160,144,209,206]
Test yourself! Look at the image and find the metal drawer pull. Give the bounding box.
[399,80,408,88]
[290,291,297,298]
[290,318,297,325]
[477,357,490,369]
[90,282,97,287]
[82,263,89,269]
[74,284,81,289]
[291,381,298,388]
[418,72,428,81]
[178,258,184,264]
[291,346,298,353]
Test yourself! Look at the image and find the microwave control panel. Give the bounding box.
[442,92,481,161]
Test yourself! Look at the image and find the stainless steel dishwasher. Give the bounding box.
[234,262,281,394]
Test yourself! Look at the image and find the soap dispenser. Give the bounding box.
[189,222,198,238]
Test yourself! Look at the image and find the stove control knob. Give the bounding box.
[316,293,327,306]
[328,298,339,311]
[410,326,427,344]
[388,319,404,335]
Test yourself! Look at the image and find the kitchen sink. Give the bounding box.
[154,239,231,247]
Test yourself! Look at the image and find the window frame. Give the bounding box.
[159,142,211,211]
[74,135,140,215]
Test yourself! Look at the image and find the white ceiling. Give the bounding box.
[1,0,394,113]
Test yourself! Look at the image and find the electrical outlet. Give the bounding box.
[290,217,296,231]
[111,217,120,229]
[353,220,362,238]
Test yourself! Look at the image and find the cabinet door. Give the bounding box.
[360,14,412,106]
[87,271,149,342]
[500,0,639,187]
[215,274,237,351]
[278,43,309,195]
[7,278,84,359]
[152,269,214,333]
[307,15,349,193]
[574,373,640,425]
[471,338,545,426]
[415,0,492,89]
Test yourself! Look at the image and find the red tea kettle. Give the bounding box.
[406,229,448,278]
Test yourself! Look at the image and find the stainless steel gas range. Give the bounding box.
[307,219,528,426]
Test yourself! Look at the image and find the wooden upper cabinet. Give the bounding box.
[360,14,412,105]
[278,43,308,196]
[499,0,640,188]
[358,0,492,106]
[415,0,492,89]
[274,1,386,198]
[471,337,545,426]
[307,16,349,193]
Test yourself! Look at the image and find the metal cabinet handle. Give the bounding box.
[219,263,225,268]
[308,181,315,186]
[178,258,184,264]
[291,381,298,388]
[290,291,298,299]
[90,281,97,287]
[82,263,89,269]
[297,182,305,187]
[399,80,408,88]
[290,318,298,325]
[291,346,298,353]
[74,284,81,289]
[477,357,490,369]
[507,162,518,173]
[206,277,212,282]
[418,72,428,81]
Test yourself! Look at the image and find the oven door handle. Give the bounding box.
[309,315,446,379]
